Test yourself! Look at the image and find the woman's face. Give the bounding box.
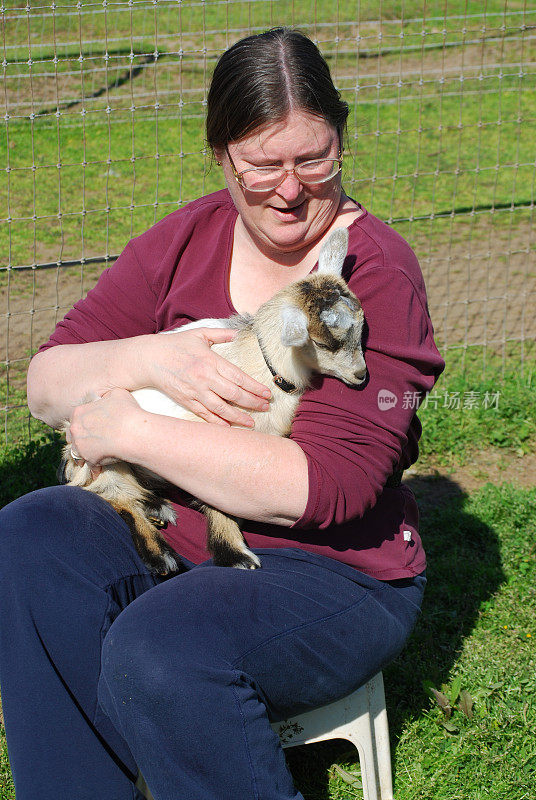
[218,109,343,258]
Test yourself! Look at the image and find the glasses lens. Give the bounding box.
[240,168,285,192]
[295,159,341,184]
[238,159,342,192]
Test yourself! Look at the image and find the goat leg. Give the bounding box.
[200,505,261,569]
[110,499,185,577]
[59,446,184,576]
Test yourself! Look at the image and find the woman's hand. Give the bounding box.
[140,327,271,427]
[67,389,141,469]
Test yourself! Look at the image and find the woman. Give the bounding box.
[0,28,444,800]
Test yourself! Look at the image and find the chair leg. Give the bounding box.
[336,674,393,800]
[367,673,394,800]
[348,735,380,800]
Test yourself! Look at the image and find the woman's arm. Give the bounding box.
[28,203,274,430]
[27,329,272,430]
[27,337,148,428]
[67,388,309,526]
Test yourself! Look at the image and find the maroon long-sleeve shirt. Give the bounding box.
[41,189,444,579]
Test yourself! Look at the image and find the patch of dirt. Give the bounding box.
[403,448,536,512]
[1,260,104,391]
[416,216,536,357]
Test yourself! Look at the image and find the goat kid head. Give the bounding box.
[262,227,367,388]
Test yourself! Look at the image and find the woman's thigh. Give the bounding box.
[103,547,425,721]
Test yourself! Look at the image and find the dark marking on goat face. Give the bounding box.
[294,275,363,351]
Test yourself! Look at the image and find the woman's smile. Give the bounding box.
[268,200,307,220]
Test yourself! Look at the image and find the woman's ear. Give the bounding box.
[213,147,224,166]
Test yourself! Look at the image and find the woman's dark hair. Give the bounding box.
[206,27,349,150]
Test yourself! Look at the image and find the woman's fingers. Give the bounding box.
[183,356,271,425]
[187,399,233,427]
[211,367,271,412]
[214,383,270,421]
[200,390,258,428]
[186,386,265,428]
[198,328,272,402]
[215,361,272,406]
[145,327,272,423]
[198,327,238,345]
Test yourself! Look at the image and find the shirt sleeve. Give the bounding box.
[39,241,159,351]
[290,263,444,530]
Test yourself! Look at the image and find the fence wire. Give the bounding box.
[1,0,535,441]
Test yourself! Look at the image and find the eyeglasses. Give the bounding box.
[225,145,343,193]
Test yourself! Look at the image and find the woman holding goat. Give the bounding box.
[0,27,443,800]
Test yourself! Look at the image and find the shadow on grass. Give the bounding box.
[285,474,505,800]
[386,474,505,733]
[0,434,63,510]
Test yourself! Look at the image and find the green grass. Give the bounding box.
[417,346,536,466]
[0,431,63,509]
[387,483,536,800]
[0,733,13,800]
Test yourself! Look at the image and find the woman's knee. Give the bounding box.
[0,485,143,586]
[99,591,176,722]
[99,578,226,708]
[0,486,69,568]
[1,484,94,535]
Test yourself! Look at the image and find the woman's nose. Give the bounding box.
[275,171,303,202]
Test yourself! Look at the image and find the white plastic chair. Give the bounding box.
[271,671,393,800]
[136,671,393,800]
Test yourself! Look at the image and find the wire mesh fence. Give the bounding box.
[1,0,535,442]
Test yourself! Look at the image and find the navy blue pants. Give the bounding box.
[0,486,425,800]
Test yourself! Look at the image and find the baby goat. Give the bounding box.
[59,227,366,574]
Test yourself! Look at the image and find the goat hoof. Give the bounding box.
[233,558,262,570]
[212,546,262,570]
[150,551,184,577]
[231,545,261,570]
[128,526,184,577]
[141,549,184,577]
[145,503,177,527]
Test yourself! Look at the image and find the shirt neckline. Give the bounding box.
[223,199,369,315]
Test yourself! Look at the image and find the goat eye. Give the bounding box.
[311,339,332,351]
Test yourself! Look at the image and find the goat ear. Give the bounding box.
[317,227,349,276]
[320,301,355,332]
[280,305,309,347]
